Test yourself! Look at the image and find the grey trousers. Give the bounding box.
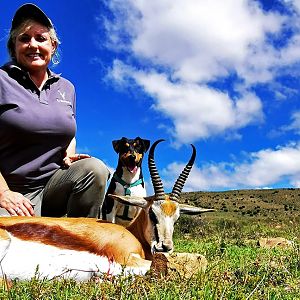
[0,157,111,218]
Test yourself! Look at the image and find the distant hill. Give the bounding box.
[180,188,300,221]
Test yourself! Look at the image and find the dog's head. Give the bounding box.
[112,137,151,173]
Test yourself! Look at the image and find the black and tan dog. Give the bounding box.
[101,137,150,226]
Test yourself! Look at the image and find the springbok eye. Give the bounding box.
[149,208,158,225]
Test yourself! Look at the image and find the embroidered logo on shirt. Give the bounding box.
[57,90,72,106]
[58,90,65,100]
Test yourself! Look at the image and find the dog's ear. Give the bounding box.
[113,137,129,153]
[142,139,150,152]
[112,139,121,153]
[135,137,151,153]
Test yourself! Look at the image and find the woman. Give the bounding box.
[0,4,110,217]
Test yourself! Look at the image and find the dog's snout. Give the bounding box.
[128,153,136,160]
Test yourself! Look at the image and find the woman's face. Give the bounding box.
[14,21,56,73]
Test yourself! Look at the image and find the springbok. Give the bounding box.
[0,140,213,281]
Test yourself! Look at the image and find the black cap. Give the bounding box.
[11,3,53,31]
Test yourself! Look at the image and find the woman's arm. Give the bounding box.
[66,137,76,157]
[63,137,90,167]
[0,172,10,195]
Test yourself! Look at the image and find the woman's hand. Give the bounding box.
[63,153,91,167]
[0,189,35,216]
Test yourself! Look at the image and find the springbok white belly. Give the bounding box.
[0,234,150,281]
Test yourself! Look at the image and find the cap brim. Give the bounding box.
[11,3,53,31]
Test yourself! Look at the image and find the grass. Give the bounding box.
[1,191,300,299]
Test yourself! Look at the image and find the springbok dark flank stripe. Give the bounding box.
[0,223,108,255]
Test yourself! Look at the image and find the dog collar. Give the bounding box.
[113,173,144,196]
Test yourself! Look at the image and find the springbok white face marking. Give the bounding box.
[149,199,180,253]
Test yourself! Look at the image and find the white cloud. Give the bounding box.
[108,60,263,142]
[102,0,300,143]
[279,34,300,65]
[281,111,300,135]
[162,143,300,191]
[103,0,285,83]
[285,0,300,14]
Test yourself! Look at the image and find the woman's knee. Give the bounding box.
[75,157,111,185]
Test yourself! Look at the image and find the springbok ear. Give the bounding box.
[108,194,153,208]
[179,204,215,215]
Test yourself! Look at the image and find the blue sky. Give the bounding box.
[1,0,300,192]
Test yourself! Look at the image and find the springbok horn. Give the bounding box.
[170,144,196,201]
[148,139,165,201]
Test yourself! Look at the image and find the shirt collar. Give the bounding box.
[1,60,61,80]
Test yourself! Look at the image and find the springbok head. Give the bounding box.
[109,139,214,255]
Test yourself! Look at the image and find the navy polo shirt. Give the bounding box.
[0,61,77,192]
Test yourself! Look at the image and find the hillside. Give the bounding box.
[180,188,300,221]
